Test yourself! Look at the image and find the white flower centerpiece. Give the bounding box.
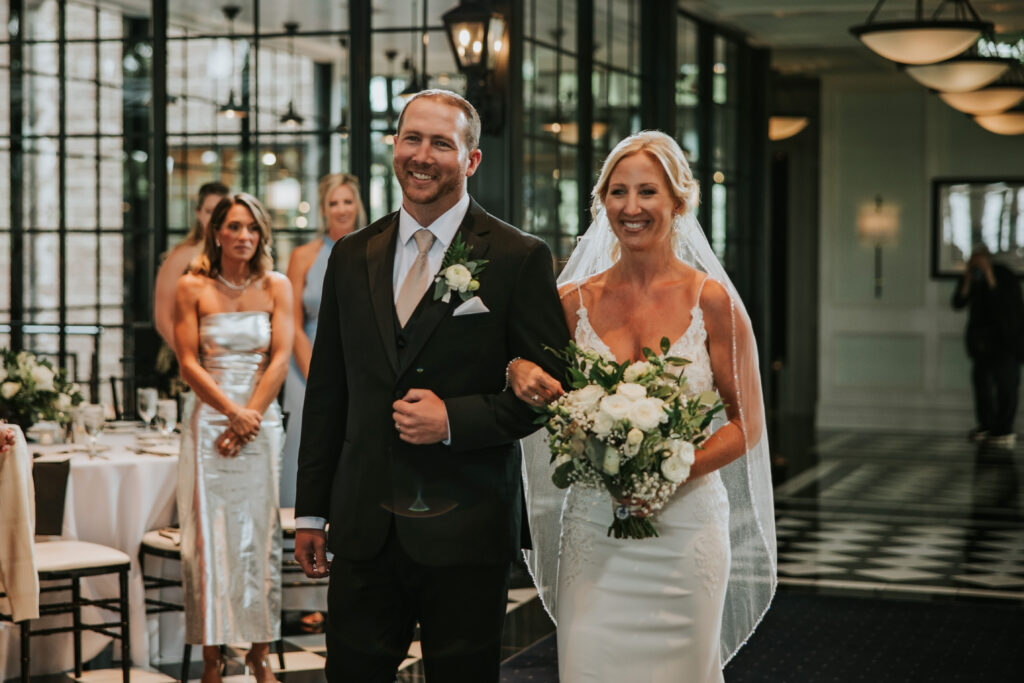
[540,338,723,539]
[0,348,85,431]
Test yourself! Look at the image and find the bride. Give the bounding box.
[510,131,776,681]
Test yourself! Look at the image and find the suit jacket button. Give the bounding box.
[415,367,424,373]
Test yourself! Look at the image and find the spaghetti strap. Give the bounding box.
[695,274,710,307]
[575,281,585,310]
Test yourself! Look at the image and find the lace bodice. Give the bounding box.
[572,279,714,396]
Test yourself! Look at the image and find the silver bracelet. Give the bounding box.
[504,357,522,391]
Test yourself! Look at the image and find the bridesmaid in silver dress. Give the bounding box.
[173,193,294,682]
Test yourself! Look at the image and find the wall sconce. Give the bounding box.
[442,0,507,133]
[857,195,901,298]
[768,115,809,141]
[849,0,991,65]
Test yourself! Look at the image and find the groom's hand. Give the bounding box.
[392,389,449,445]
[295,528,330,578]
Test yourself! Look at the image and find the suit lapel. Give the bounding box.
[397,199,492,377]
[366,216,400,375]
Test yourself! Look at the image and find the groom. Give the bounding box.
[293,90,569,682]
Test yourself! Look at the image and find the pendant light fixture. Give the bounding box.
[903,44,1014,92]
[768,116,810,141]
[280,22,304,127]
[974,104,1024,135]
[850,0,992,65]
[218,5,247,119]
[938,64,1024,115]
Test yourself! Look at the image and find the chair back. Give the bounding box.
[32,459,70,536]
[0,425,41,621]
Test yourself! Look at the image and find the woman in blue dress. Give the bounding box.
[281,174,366,509]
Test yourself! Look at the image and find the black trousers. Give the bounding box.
[972,353,1021,436]
[324,522,511,683]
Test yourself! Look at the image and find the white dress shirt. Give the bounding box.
[392,193,470,297]
[294,194,470,533]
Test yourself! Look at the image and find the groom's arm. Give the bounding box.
[445,238,570,452]
[295,247,347,520]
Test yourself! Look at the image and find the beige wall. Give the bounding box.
[818,72,1024,432]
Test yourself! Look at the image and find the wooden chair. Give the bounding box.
[0,430,131,682]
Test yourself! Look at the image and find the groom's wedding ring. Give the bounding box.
[532,394,540,402]
[395,423,401,432]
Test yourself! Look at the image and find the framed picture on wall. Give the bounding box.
[932,177,1024,278]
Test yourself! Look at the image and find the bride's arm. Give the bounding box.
[685,279,761,481]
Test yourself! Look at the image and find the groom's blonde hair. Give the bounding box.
[591,130,700,219]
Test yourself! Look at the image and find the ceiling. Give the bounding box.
[94,0,1024,76]
[680,1,1024,74]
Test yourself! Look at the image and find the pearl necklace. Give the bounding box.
[216,273,252,291]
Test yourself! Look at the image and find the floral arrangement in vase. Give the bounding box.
[0,348,85,430]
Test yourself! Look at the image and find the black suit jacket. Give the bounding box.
[295,198,569,567]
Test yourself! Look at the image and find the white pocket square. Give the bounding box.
[452,296,490,316]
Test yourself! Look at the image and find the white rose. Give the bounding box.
[16,351,34,368]
[616,382,647,402]
[602,445,620,475]
[32,365,55,391]
[661,451,690,483]
[444,264,473,292]
[568,384,606,413]
[623,361,652,383]
[670,440,696,466]
[54,393,72,411]
[599,394,632,422]
[553,453,573,468]
[629,397,667,432]
[1,381,21,399]
[592,410,615,438]
[624,427,644,456]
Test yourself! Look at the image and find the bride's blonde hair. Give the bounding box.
[590,130,700,220]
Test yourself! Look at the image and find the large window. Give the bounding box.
[1,0,130,405]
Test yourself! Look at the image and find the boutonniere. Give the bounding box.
[433,234,488,303]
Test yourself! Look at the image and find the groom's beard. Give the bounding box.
[395,160,463,207]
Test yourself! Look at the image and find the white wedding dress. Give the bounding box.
[555,280,730,683]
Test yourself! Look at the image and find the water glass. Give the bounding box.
[137,387,158,429]
[81,404,105,458]
[155,398,178,437]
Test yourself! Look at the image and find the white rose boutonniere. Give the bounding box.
[433,234,488,304]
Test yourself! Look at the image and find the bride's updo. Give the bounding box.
[590,130,700,219]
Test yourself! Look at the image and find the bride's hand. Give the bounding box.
[508,359,564,407]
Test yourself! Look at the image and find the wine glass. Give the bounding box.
[137,387,158,429]
[155,399,178,437]
[81,404,105,458]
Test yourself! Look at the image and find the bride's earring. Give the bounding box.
[215,239,221,248]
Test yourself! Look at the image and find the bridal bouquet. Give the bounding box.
[0,348,84,429]
[540,338,723,539]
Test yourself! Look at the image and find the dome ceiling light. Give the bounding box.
[974,104,1024,135]
[850,0,992,65]
[768,116,810,141]
[904,49,1014,92]
[938,64,1024,115]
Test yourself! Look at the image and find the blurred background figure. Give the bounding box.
[155,181,230,352]
[279,174,364,632]
[281,173,366,507]
[952,245,1024,447]
[173,193,293,682]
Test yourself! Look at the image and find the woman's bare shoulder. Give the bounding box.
[175,272,208,299]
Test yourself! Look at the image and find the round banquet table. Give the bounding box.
[0,426,178,677]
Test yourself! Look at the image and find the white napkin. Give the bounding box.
[452,296,490,317]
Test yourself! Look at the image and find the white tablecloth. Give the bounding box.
[0,428,178,677]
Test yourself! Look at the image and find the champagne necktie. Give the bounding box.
[395,228,436,327]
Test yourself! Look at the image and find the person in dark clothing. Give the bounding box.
[952,246,1024,447]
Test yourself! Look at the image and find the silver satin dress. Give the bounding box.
[178,311,283,645]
